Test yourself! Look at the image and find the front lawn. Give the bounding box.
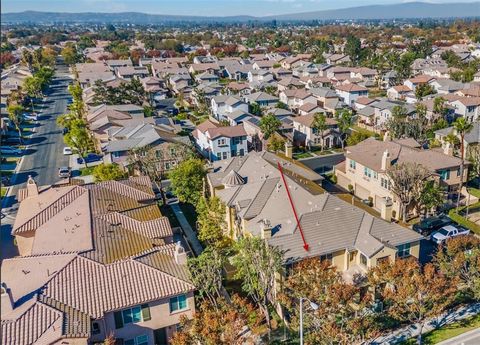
[80,166,95,176]
[1,187,8,197]
[448,202,480,235]
[400,314,480,345]
[293,152,313,159]
[467,187,480,199]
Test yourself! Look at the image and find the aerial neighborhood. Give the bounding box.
[0,3,480,345]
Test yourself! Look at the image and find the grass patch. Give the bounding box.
[467,187,480,199]
[1,187,8,197]
[80,166,95,176]
[448,201,480,235]
[400,314,480,345]
[293,152,313,159]
[351,125,377,137]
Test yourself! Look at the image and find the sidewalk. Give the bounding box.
[170,202,203,256]
[372,303,480,345]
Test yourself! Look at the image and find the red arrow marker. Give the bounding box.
[277,162,309,251]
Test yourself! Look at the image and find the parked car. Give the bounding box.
[0,146,22,155]
[77,153,103,165]
[412,215,453,237]
[63,147,73,155]
[58,167,72,178]
[22,112,39,121]
[431,225,470,244]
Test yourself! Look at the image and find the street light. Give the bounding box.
[300,297,319,345]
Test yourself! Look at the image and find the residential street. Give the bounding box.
[437,328,480,345]
[1,61,72,260]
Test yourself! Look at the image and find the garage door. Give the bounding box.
[355,184,370,200]
[337,174,350,189]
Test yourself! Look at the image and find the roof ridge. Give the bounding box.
[13,186,87,235]
[132,256,194,287]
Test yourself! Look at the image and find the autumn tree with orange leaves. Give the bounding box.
[170,295,264,345]
[280,258,380,345]
[368,258,458,345]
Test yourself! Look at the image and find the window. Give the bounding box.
[216,153,222,160]
[239,149,245,156]
[218,138,226,146]
[360,253,368,266]
[373,171,378,179]
[439,170,450,181]
[231,150,237,157]
[114,304,151,329]
[364,167,372,178]
[170,294,188,313]
[381,177,390,190]
[156,150,163,159]
[457,167,461,177]
[222,152,228,160]
[112,151,120,158]
[125,335,149,345]
[91,321,100,335]
[349,159,356,170]
[320,253,333,263]
[397,243,411,258]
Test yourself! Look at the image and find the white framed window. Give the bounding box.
[122,306,142,325]
[170,294,188,313]
[218,138,226,145]
[360,253,368,266]
[349,159,356,169]
[397,243,411,258]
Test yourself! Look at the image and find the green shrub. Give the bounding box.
[448,202,480,235]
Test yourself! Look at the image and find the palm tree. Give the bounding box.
[312,112,328,151]
[453,117,473,211]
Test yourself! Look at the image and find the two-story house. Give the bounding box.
[244,92,279,109]
[2,176,195,345]
[450,97,480,122]
[334,137,468,220]
[192,120,248,161]
[335,83,368,106]
[292,113,340,149]
[210,95,249,120]
[207,152,423,280]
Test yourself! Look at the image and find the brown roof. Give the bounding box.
[455,96,480,107]
[408,75,434,84]
[345,137,463,172]
[335,83,368,92]
[355,96,376,105]
[293,113,338,127]
[392,85,412,92]
[206,124,247,139]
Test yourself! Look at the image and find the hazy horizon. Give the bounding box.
[2,0,479,17]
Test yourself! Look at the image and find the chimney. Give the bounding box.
[383,131,391,142]
[174,241,187,265]
[1,283,14,316]
[261,219,272,239]
[26,175,39,198]
[380,197,393,222]
[443,142,453,156]
[381,150,391,171]
[285,140,293,159]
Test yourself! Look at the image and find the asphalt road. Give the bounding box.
[1,62,72,260]
[437,328,480,345]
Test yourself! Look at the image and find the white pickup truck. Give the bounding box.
[431,225,470,244]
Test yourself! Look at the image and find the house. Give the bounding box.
[277,77,304,92]
[210,95,249,120]
[335,138,468,219]
[195,71,220,83]
[404,75,434,92]
[244,92,279,108]
[192,120,248,161]
[115,66,150,80]
[429,79,465,95]
[370,99,416,129]
[354,97,376,110]
[141,76,169,104]
[323,53,350,65]
[450,97,480,122]
[188,63,220,75]
[3,176,195,345]
[298,103,324,116]
[225,82,251,96]
[335,83,368,106]
[207,152,423,275]
[102,123,190,170]
[87,104,145,123]
[435,121,480,157]
[387,85,412,100]
[106,59,133,69]
[292,113,340,148]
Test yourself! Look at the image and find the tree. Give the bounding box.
[103,333,116,345]
[415,83,435,100]
[61,44,81,65]
[346,131,370,146]
[259,113,281,140]
[433,97,448,120]
[369,258,457,345]
[92,163,126,182]
[280,258,379,345]
[453,117,473,211]
[311,112,328,151]
[23,76,43,98]
[267,134,285,153]
[196,196,227,247]
[169,158,206,206]
[232,236,284,335]
[418,181,444,217]
[336,109,353,150]
[250,102,262,116]
[21,49,34,69]
[7,104,25,143]
[171,295,263,345]
[434,236,480,300]
[64,119,94,167]
[467,145,480,188]
[387,162,431,222]
[345,35,362,66]
[187,247,225,305]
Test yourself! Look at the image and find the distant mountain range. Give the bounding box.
[2,2,479,24]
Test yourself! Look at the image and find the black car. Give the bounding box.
[77,153,103,165]
[412,215,454,236]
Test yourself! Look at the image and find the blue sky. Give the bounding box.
[2,0,475,16]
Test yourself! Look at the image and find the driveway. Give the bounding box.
[299,153,345,174]
[1,62,72,260]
